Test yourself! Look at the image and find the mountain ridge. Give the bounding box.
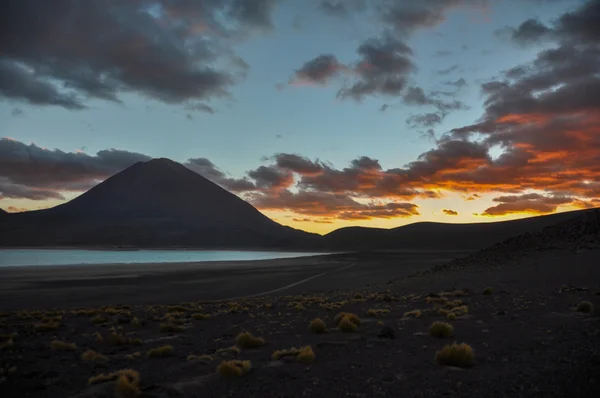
[1,158,595,250]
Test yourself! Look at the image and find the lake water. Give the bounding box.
[0,249,326,267]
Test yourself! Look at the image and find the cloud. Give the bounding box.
[406,112,444,128]
[0,0,281,110]
[184,158,256,192]
[247,166,295,190]
[319,0,367,17]
[11,108,24,116]
[337,33,415,100]
[0,138,151,200]
[481,193,573,216]
[435,50,453,57]
[7,206,28,213]
[437,64,459,75]
[186,103,216,114]
[291,55,348,85]
[442,209,459,216]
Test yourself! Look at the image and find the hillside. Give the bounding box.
[323,209,592,251]
[0,158,319,249]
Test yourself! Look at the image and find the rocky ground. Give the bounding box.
[1,211,599,398]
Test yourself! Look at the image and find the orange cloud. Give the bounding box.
[442,209,458,216]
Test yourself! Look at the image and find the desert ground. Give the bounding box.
[0,244,599,397]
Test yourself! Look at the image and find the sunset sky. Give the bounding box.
[1,0,599,234]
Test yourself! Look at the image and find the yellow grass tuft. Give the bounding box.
[51,340,77,351]
[483,287,494,295]
[447,313,457,321]
[91,315,109,325]
[115,369,141,398]
[366,308,390,317]
[452,290,467,297]
[576,301,594,314]
[334,312,361,326]
[130,317,141,327]
[95,331,104,344]
[429,322,454,338]
[451,305,469,315]
[81,349,108,362]
[272,347,300,360]
[403,309,422,318]
[426,296,448,304]
[216,345,241,356]
[34,323,59,332]
[159,323,185,333]
[88,369,138,386]
[296,345,315,364]
[107,332,128,346]
[217,360,252,377]
[236,331,265,349]
[338,315,358,332]
[308,318,327,334]
[146,345,174,358]
[435,342,475,368]
[192,313,211,320]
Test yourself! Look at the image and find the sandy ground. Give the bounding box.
[0,250,471,310]
[0,248,599,397]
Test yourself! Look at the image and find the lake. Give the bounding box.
[0,249,326,267]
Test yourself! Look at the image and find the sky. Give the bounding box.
[1,0,599,234]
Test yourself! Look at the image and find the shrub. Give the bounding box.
[146,345,173,358]
[235,332,265,349]
[51,340,77,351]
[334,312,360,326]
[81,349,108,362]
[108,332,128,346]
[88,369,138,386]
[338,316,358,332]
[115,369,141,398]
[192,313,210,320]
[447,313,457,321]
[272,347,300,360]
[451,306,469,315]
[216,346,240,356]
[91,316,109,325]
[483,287,494,295]
[435,342,475,367]
[576,301,594,314]
[366,309,390,317]
[296,345,315,364]
[429,322,454,338]
[403,310,422,318]
[34,323,59,332]
[130,317,141,327]
[188,354,213,361]
[308,318,327,334]
[217,360,252,377]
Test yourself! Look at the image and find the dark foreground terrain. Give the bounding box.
[0,214,599,397]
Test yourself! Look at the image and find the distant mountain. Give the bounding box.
[322,209,592,251]
[0,157,593,251]
[0,158,320,248]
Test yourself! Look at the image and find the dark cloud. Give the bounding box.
[186,103,216,114]
[508,0,600,46]
[508,19,552,44]
[0,60,86,110]
[271,153,324,175]
[291,54,348,85]
[445,78,467,89]
[319,0,367,17]
[251,189,419,220]
[406,112,444,128]
[0,138,151,199]
[247,166,294,190]
[337,33,415,100]
[437,64,459,75]
[11,108,23,116]
[0,0,281,110]
[481,193,574,216]
[442,209,459,216]
[184,158,256,192]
